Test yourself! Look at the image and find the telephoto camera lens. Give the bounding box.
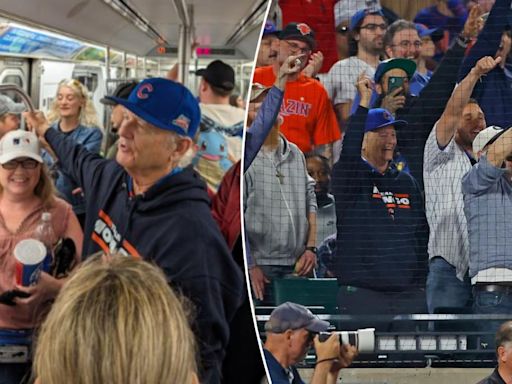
[318,328,375,353]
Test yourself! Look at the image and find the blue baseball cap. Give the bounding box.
[415,23,444,43]
[374,58,416,83]
[106,78,200,139]
[365,108,407,133]
[263,21,280,37]
[349,8,385,31]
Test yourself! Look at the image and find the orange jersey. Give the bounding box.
[253,66,340,153]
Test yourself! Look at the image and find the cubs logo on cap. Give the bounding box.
[105,78,200,139]
[136,83,153,99]
[364,108,408,133]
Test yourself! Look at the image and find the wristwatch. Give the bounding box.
[305,246,318,254]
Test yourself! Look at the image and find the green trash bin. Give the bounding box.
[272,277,338,313]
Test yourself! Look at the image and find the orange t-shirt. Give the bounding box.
[253,66,340,153]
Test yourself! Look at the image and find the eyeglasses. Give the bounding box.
[392,40,422,49]
[2,158,39,170]
[360,23,388,31]
[283,40,311,54]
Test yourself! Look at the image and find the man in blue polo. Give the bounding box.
[25,78,243,384]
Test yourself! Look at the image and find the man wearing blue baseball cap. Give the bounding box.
[332,75,428,319]
[368,4,480,188]
[257,20,281,67]
[24,78,243,384]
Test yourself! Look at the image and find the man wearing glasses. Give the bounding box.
[325,8,387,131]
[253,22,340,165]
[263,302,357,384]
[368,12,481,188]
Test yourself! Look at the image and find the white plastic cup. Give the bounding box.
[14,239,47,286]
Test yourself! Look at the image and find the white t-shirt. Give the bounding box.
[199,103,245,128]
[423,123,473,280]
[323,56,376,106]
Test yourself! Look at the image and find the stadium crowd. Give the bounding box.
[246,0,512,344]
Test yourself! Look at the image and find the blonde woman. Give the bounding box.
[44,79,103,227]
[0,130,83,384]
[34,255,199,384]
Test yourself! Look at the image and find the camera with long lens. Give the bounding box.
[318,328,375,353]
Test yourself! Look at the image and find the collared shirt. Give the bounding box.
[462,155,512,279]
[263,349,305,384]
[424,123,472,280]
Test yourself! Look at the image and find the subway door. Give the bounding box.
[72,65,105,130]
[0,57,30,100]
[37,60,74,114]
[0,57,31,128]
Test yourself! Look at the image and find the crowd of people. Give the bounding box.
[1,0,512,382]
[245,0,512,342]
[0,55,264,383]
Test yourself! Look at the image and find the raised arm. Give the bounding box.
[243,54,303,171]
[24,111,110,195]
[411,5,481,128]
[458,0,511,80]
[436,56,501,147]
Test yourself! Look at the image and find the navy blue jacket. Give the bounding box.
[458,0,512,128]
[333,106,428,291]
[45,128,243,384]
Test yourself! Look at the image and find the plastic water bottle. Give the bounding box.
[34,212,56,273]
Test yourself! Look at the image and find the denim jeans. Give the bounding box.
[473,288,512,350]
[336,285,427,332]
[426,256,473,314]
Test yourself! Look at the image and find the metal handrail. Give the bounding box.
[0,84,35,112]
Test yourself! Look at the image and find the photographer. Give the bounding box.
[263,302,357,384]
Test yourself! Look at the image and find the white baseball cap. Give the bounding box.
[473,125,505,159]
[0,130,43,164]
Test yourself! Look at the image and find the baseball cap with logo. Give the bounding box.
[365,108,407,133]
[106,78,200,139]
[279,22,317,51]
[349,8,385,31]
[0,94,26,116]
[195,60,235,92]
[473,126,506,159]
[263,20,280,37]
[264,302,330,333]
[100,81,138,106]
[0,130,42,164]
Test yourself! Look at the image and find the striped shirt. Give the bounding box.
[423,123,473,280]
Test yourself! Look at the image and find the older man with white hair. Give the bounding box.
[24,78,243,384]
